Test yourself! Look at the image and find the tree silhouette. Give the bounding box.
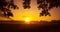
[37,0,60,16]
[0,0,18,18]
[23,0,31,9]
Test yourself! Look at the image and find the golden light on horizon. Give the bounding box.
[25,18,30,23]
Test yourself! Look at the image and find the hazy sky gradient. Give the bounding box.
[8,0,60,21]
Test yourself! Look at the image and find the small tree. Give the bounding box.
[0,0,19,18]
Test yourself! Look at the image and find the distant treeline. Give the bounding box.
[0,20,60,32]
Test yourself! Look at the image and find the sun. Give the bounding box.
[25,18,30,23]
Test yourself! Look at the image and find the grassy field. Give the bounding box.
[0,20,60,32]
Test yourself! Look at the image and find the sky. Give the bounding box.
[6,0,60,21]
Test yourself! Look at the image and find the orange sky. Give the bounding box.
[8,0,60,21]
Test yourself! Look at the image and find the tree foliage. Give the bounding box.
[23,0,31,9]
[0,0,60,18]
[23,0,60,16]
[0,0,18,18]
[37,0,60,16]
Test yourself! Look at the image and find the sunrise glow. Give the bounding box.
[1,0,60,21]
[25,18,30,23]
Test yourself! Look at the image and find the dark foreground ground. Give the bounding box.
[0,20,60,32]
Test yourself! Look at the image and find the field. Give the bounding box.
[0,20,60,32]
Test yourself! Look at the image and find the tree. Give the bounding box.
[0,0,18,18]
[37,0,60,16]
[23,0,31,9]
